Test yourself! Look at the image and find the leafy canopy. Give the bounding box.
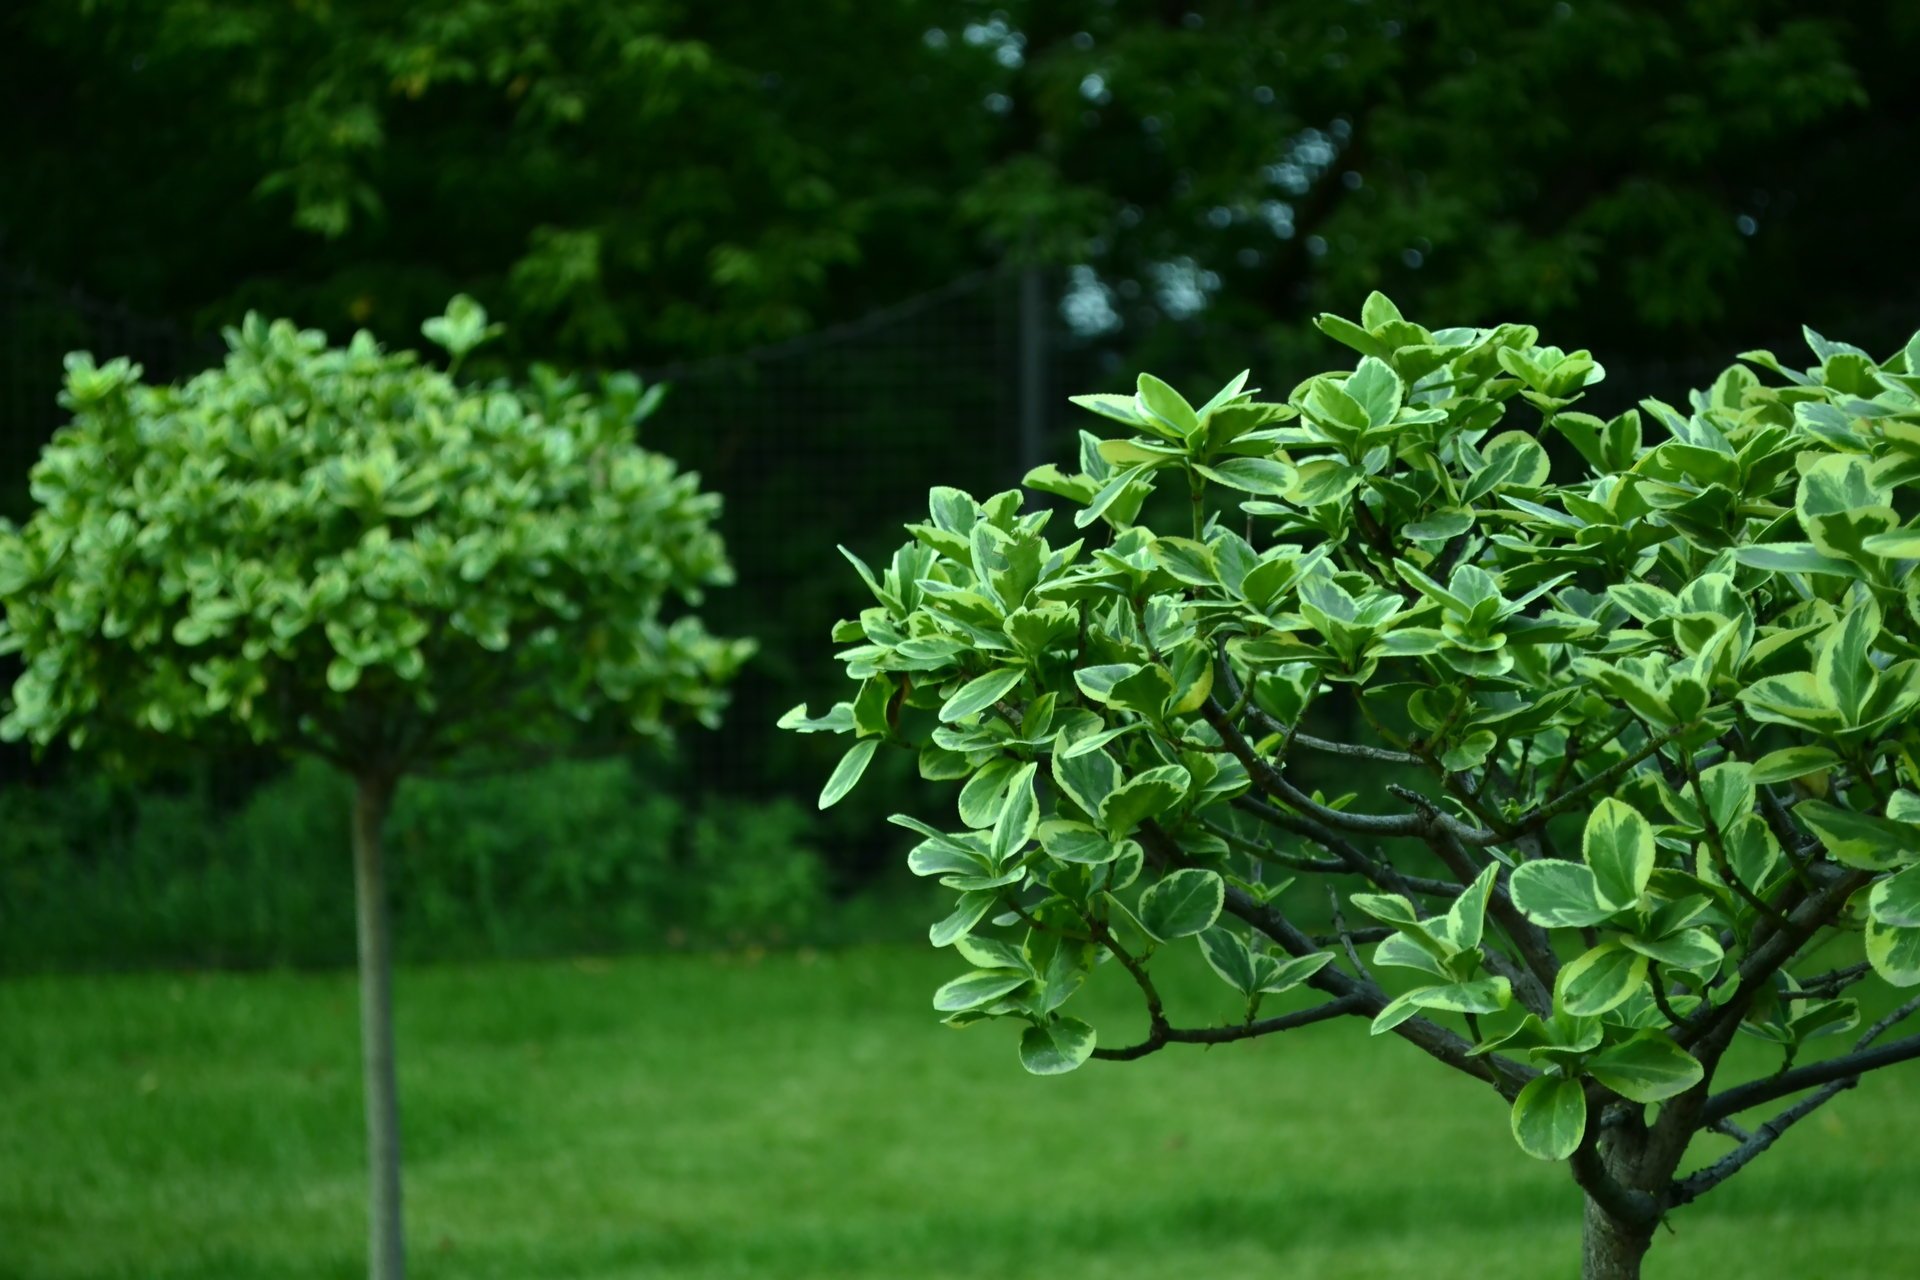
[0,297,751,771]
[786,292,1920,1198]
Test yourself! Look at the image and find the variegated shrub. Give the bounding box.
[785,294,1920,1279]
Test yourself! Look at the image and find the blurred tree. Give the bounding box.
[0,299,751,1279]
[3,1,1914,366]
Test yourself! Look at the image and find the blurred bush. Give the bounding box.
[0,759,834,972]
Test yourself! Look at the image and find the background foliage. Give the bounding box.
[0,757,829,971]
[4,0,1920,963]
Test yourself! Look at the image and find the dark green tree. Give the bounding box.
[3,1,1912,363]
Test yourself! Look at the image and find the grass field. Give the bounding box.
[3,945,1917,1280]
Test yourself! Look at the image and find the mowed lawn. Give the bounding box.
[3,945,1917,1280]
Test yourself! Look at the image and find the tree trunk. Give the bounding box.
[352,771,405,1280]
[1582,1195,1653,1280]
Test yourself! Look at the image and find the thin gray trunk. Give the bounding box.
[352,771,405,1280]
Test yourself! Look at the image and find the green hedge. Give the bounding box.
[0,758,830,972]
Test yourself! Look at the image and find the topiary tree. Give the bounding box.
[0,300,751,1280]
[784,297,1920,1279]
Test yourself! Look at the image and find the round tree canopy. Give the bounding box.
[0,298,751,773]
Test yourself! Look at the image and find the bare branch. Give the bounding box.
[1230,797,1462,898]
[1792,961,1873,998]
[1326,885,1375,985]
[1147,827,1534,1098]
[1681,868,1873,1049]
[1093,995,1366,1061]
[1672,1079,1854,1208]
[1702,1008,1920,1124]
[1202,698,1498,845]
[1310,927,1394,947]
[1202,817,1347,877]
[1288,731,1423,766]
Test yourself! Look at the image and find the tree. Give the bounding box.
[0,300,752,1280]
[4,1,1912,367]
[785,295,1920,1278]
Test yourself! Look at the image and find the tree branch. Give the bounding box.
[1570,1136,1661,1231]
[1092,994,1366,1061]
[1230,796,1462,899]
[1702,1006,1920,1124]
[1671,1079,1853,1207]
[1137,822,1532,1097]
[1288,731,1422,766]
[1681,867,1872,1049]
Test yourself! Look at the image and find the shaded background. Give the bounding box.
[4,0,1920,969]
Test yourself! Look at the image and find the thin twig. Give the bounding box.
[1701,1003,1920,1124]
[1093,995,1366,1061]
[1327,885,1375,984]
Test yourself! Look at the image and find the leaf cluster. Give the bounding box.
[0,298,752,773]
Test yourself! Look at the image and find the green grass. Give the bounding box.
[3,947,1916,1280]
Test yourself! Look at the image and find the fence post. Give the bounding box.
[1018,261,1047,479]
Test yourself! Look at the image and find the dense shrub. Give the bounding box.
[0,759,827,972]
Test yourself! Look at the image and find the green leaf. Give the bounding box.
[932,969,1030,1013]
[1510,1075,1586,1161]
[1439,730,1497,772]
[1556,941,1649,1017]
[958,759,1018,829]
[1729,543,1858,577]
[819,738,879,809]
[1870,864,1920,929]
[1075,463,1153,529]
[1410,977,1513,1015]
[1038,821,1122,866]
[1621,928,1723,972]
[1436,863,1499,953]
[1862,528,1920,559]
[1097,764,1190,840]
[1344,356,1404,427]
[1198,926,1257,995]
[1749,746,1840,784]
[1586,1032,1704,1103]
[1373,931,1451,978]
[1069,393,1148,428]
[990,763,1039,867]
[1314,311,1391,359]
[929,890,999,948]
[940,669,1023,723]
[1255,951,1334,994]
[1739,671,1846,732]
[1151,537,1219,585]
[1511,860,1616,928]
[1796,800,1914,871]
[1815,601,1881,723]
[1137,868,1225,941]
[1194,457,1298,496]
[1052,747,1121,821]
[1867,919,1920,987]
[1106,664,1176,718]
[1687,763,1743,831]
[954,936,1028,971]
[1136,373,1199,438]
[1584,798,1654,909]
[1019,1015,1097,1075]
